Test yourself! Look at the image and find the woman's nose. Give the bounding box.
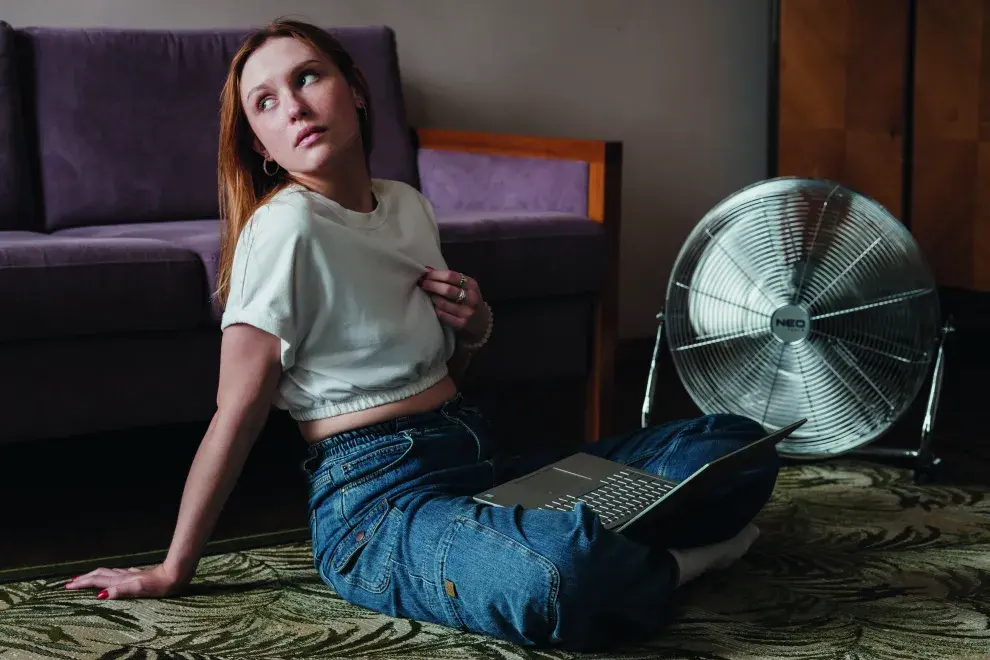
[286,94,310,120]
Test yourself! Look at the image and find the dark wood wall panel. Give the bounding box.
[912,0,989,291]
[776,0,990,292]
[776,0,908,218]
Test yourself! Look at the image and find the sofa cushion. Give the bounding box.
[0,22,37,231]
[57,220,222,320]
[436,211,606,301]
[418,148,590,216]
[19,25,417,231]
[0,232,205,341]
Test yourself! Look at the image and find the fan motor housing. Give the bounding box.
[770,305,810,343]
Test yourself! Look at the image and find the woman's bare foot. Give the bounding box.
[667,524,760,587]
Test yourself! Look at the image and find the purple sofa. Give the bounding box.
[0,22,621,446]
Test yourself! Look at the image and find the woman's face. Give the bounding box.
[240,36,363,178]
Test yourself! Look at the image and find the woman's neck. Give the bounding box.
[292,148,375,213]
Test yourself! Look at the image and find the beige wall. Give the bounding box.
[2,0,771,339]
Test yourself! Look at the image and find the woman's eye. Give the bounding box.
[258,97,275,111]
[301,71,319,85]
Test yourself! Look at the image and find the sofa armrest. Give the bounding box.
[415,128,622,441]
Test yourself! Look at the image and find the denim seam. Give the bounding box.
[309,509,319,552]
[440,409,481,463]
[311,470,334,492]
[393,559,435,587]
[436,518,467,630]
[449,516,561,635]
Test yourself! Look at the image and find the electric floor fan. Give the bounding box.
[642,177,952,480]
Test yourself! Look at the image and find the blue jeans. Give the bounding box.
[302,393,779,651]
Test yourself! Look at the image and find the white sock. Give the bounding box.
[667,524,760,587]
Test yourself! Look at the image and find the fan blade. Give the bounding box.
[803,235,884,310]
[672,280,772,318]
[672,331,778,416]
[810,329,917,365]
[792,183,842,304]
[761,205,803,301]
[702,334,781,414]
[703,226,786,309]
[759,342,788,427]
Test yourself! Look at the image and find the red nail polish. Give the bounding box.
[425,266,434,271]
[98,590,109,600]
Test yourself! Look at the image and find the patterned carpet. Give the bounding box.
[2,460,989,659]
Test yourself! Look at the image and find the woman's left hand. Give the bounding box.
[418,267,490,342]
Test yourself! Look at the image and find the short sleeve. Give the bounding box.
[220,201,315,370]
[415,190,443,251]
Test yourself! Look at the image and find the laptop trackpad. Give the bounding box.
[515,468,596,497]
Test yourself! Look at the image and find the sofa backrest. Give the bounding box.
[0,21,38,231]
[13,24,418,232]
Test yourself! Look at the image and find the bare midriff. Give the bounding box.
[297,376,459,445]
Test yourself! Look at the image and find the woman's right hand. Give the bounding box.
[64,563,188,600]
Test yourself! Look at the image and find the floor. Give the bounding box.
[2,328,988,573]
[8,457,988,658]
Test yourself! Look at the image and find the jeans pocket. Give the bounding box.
[438,517,560,645]
[337,432,414,519]
[328,497,401,595]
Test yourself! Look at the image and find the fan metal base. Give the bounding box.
[641,312,955,484]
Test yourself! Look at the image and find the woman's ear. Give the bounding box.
[353,66,370,105]
[252,136,269,160]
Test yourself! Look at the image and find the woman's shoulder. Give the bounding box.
[373,179,438,226]
[244,184,319,239]
[374,178,430,206]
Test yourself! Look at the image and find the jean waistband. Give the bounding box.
[307,392,467,459]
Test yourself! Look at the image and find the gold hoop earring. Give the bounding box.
[263,158,280,176]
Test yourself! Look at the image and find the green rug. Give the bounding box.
[2,460,989,659]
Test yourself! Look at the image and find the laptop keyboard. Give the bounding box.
[540,470,675,526]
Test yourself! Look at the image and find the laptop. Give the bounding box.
[474,419,806,534]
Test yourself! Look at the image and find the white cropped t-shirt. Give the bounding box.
[219,179,457,421]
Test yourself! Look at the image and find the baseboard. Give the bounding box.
[0,527,311,585]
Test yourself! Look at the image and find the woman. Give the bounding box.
[66,18,779,651]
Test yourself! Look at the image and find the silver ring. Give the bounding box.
[457,273,466,288]
[456,288,467,304]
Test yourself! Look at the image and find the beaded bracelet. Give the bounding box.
[459,302,493,352]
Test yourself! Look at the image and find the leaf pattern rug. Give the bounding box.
[2,459,989,660]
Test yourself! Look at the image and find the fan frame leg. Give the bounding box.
[641,311,666,429]
[846,315,954,482]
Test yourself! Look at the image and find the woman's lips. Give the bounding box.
[297,128,326,147]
